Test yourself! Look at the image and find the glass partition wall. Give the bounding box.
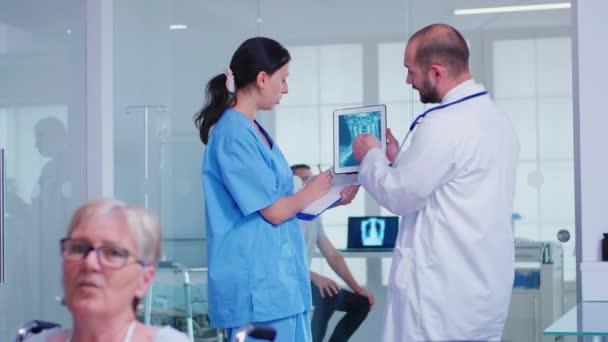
[111,1,574,341]
[0,0,87,340]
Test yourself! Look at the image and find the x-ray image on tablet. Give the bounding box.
[333,105,386,174]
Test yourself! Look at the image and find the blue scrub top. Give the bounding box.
[202,108,312,328]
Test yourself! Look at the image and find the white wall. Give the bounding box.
[572,0,608,302]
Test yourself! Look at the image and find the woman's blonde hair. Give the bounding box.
[66,198,162,265]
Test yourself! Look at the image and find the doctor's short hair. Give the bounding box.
[409,23,469,78]
[290,164,311,174]
[66,198,162,266]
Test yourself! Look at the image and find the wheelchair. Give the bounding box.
[16,320,275,341]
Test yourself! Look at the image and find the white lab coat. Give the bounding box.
[359,80,519,342]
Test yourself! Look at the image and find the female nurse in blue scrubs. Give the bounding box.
[194,37,334,342]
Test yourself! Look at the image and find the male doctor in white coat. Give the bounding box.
[352,24,519,341]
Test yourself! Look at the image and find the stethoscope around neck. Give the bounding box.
[392,90,488,166]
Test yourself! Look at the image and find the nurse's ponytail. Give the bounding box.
[194,73,233,145]
[194,37,291,145]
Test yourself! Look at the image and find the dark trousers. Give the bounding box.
[310,282,371,342]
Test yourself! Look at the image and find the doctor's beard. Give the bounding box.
[417,77,441,104]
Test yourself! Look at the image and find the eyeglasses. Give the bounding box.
[60,238,146,269]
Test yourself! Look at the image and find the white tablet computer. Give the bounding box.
[333,104,386,174]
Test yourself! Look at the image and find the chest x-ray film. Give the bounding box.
[333,105,386,174]
[347,216,398,250]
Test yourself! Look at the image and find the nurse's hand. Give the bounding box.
[337,184,360,206]
[386,128,400,163]
[353,134,381,162]
[312,273,341,298]
[305,171,333,200]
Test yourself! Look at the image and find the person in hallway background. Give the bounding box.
[32,116,73,319]
[4,177,35,325]
[195,37,334,342]
[292,164,374,342]
[26,198,190,341]
[352,24,519,341]
[32,117,71,226]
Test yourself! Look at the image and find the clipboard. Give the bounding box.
[297,172,358,221]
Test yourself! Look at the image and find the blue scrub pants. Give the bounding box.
[226,311,312,342]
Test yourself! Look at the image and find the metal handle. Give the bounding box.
[557,229,571,242]
[14,320,61,342]
[234,324,276,341]
[1,148,5,283]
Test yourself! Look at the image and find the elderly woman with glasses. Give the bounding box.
[26,198,190,342]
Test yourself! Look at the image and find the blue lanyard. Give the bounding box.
[408,91,488,131]
[393,90,488,166]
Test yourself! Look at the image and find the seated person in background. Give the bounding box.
[27,198,190,342]
[291,164,375,342]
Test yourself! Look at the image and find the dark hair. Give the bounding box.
[410,24,469,78]
[194,37,291,144]
[290,164,311,173]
